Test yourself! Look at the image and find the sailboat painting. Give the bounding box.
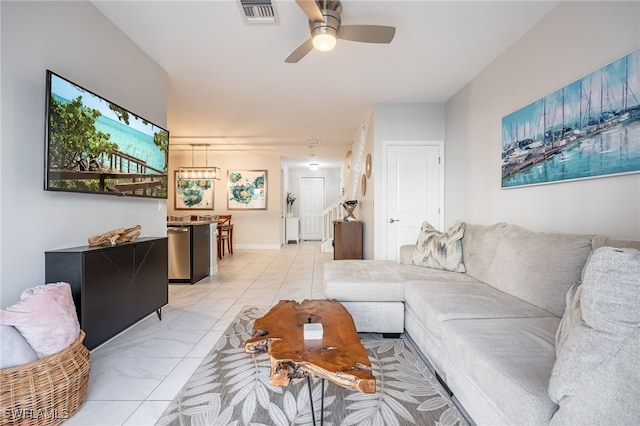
[501,49,640,188]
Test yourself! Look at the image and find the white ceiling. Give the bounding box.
[92,0,558,168]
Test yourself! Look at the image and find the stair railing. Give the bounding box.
[321,195,347,252]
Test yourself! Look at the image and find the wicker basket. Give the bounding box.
[0,331,91,426]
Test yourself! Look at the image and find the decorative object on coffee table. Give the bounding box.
[88,224,140,246]
[245,299,375,394]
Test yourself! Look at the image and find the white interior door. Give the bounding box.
[385,143,442,261]
[300,177,325,240]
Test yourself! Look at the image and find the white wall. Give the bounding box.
[286,166,342,218]
[371,104,446,258]
[0,1,169,307]
[446,1,640,239]
[168,149,282,249]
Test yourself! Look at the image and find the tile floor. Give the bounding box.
[66,241,330,425]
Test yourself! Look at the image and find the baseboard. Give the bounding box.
[232,244,282,250]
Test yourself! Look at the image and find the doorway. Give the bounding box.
[299,177,325,240]
[383,142,443,261]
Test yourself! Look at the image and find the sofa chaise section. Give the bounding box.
[323,259,481,333]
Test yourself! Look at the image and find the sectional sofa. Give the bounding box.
[323,222,640,425]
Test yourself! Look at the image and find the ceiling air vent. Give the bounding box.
[239,0,278,24]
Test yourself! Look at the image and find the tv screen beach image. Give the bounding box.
[46,71,169,199]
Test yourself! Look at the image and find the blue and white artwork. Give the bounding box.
[174,171,214,210]
[227,170,267,210]
[501,49,640,188]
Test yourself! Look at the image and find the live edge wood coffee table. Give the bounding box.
[245,299,375,425]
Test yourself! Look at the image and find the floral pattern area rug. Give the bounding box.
[156,306,469,426]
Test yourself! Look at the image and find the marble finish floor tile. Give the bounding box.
[86,357,182,400]
[92,327,207,358]
[146,358,204,400]
[64,401,142,426]
[123,401,171,426]
[186,329,226,357]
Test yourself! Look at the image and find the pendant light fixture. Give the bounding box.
[178,144,221,180]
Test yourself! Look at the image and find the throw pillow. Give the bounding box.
[0,325,39,368]
[548,247,640,425]
[411,221,466,272]
[581,248,640,331]
[0,282,80,358]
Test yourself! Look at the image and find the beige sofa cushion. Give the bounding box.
[442,316,560,425]
[398,244,414,265]
[323,260,406,301]
[323,259,478,303]
[549,247,640,425]
[591,235,640,251]
[461,222,508,283]
[485,225,593,316]
[404,280,554,339]
[399,264,479,283]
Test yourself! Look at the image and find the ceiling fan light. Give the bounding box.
[312,31,337,52]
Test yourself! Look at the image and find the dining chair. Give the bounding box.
[217,215,232,258]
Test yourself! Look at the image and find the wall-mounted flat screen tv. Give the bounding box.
[45,70,169,199]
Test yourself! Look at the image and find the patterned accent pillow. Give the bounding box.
[411,221,466,272]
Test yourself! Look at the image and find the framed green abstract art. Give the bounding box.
[227,170,267,210]
[174,171,214,210]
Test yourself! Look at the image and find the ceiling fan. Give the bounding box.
[285,0,396,63]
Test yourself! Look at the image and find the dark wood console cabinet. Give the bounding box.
[45,237,168,350]
[333,221,363,260]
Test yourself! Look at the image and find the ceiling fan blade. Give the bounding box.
[338,25,396,43]
[285,39,314,63]
[295,0,324,22]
